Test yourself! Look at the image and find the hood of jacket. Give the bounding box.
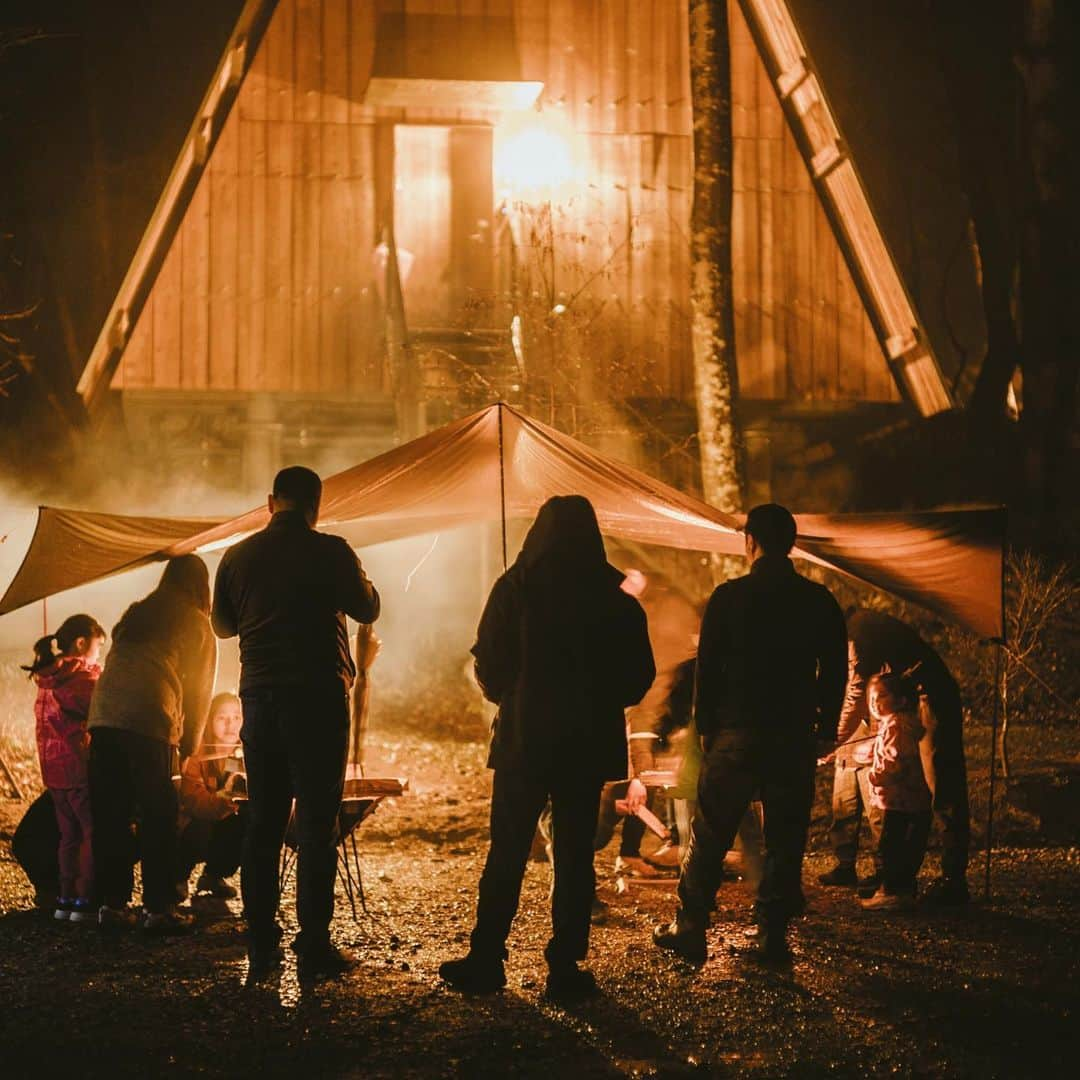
[32,655,101,690]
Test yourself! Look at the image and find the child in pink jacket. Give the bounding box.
[860,669,932,911]
[26,614,106,922]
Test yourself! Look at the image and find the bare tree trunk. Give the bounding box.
[688,0,744,516]
[998,664,1011,781]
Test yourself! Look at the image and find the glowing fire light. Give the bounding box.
[494,112,579,202]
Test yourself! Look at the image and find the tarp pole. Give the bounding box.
[985,643,1001,900]
[497,403,508,571]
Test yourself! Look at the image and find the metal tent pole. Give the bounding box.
[985,644,1001,900]
[497,403,508,571]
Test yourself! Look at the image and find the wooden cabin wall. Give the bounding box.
[116,0,897,407]
[729,7,897,404]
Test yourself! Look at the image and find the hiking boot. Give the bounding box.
[68,898,97,924]
[921,876,970,907]
[817,865,858,887]
[590,894,610,923]
[53,898,73,922]
[643,841,682,870]
[545,963,599,1003]
[439,953,507,994]
[614,854,662,879]
[246,943,285,983]
[98,904,139,931]
[748,924,793,966]
[297,943,356,983]
[860,887,915,912]
[196,873,238,900]
[143,906,197,935]
[652,919,707,966]
[857,873,883,899]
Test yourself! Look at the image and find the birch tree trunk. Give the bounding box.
[689,0,744,515]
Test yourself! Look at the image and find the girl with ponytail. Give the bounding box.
[25,613,106,923]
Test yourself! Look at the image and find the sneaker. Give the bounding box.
[99,904,139,931]
[439,953,507,994]
[860,887,914,912]
[196,873,238,900]
[142,907,197,935]
[921,876,970,907]
[53,898,73,922]
[652,919,707,966]
[298,943,357,983]
[545,963,599,1003]
[614,854,662,879]
[643,841,682,870]
[817,865,858,887]
[69,898,97,924]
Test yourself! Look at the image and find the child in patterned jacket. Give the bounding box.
[860,668,932,911]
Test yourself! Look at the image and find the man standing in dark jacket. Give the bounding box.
[654,504,847,964]
[212,466,380,980]
[820,608,970,905]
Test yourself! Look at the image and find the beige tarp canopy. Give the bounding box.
[0,403,1005,639]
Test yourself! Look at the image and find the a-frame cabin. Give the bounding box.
[75,0,954,504]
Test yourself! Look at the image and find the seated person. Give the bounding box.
[176,692,246,900]
[600,570,699,877]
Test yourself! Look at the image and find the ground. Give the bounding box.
[0,707,1077,1079]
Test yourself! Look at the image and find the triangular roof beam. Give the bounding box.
[738,0,954,416]
[76,0,281,417]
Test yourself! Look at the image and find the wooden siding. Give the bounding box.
[115,0,896,405]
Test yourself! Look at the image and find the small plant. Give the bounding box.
[997,551,1080,778]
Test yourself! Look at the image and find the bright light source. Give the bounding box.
[494,112,579,202]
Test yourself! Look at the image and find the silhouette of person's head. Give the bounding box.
[742,503,797,561]
[519,495,605,570]
[270,466,322,526]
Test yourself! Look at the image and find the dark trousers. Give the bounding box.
[879,809,932,894]
[240,684,349,951]
[89,727,178,913]
[925,686,971,880]
[177,812,244,882]
[471,768,603,968]
[593,779,650,856]
[827,762,884,871]
[678,731,814,931]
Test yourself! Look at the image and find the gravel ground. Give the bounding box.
[1,720,1077,1079]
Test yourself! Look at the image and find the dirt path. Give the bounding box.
[1,724,1076,1078]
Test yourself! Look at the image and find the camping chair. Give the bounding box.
[277,772,408,920]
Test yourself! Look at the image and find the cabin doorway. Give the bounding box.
[392,124,494,330]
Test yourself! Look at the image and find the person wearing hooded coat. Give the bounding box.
[440,495,655,1000]
[88,555,216,933]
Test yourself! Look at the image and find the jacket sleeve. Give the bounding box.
[332,538,381,624]
[618,598,656,708]
[471,574,520,705]
[53,669,98,726]
[692,587,724,737]
[211,554,238,639]
[814,590,849,742]
[180,617,217,758]
[835,640,867,746]
[180,757,233,822]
